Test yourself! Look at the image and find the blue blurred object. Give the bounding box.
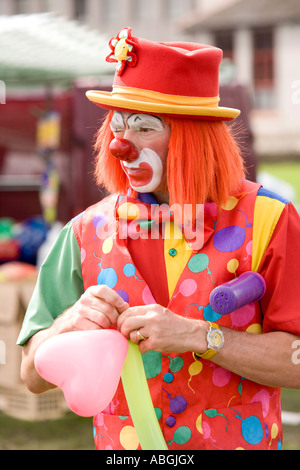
[13,216,49,265]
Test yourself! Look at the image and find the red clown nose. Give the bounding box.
[109,138,139,162]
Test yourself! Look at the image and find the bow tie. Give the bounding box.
[115,191,216,251]
[116,194,174,231]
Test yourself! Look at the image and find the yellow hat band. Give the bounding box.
[111,86,220,108]
[86,88,240,120]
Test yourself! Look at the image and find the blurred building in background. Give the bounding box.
[178,0,300,159]
[0,13,113,227]
[0,0,196,41]
[1,0,299,160]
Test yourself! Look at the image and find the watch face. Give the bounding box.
[209,329,224,350]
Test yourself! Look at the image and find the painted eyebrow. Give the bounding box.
[128,114,165,127]
[130,114,164,123]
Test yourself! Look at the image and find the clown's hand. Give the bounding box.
[55,285,129,333]
[117,304,207,354]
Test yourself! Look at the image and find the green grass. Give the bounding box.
[0,388,300,450]
[281,388,300,413]
[281,388,300,450]
[258,161,300,206]
[0,411,94,450]
[282,425,300,451]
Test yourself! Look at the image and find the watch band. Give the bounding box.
[193,322,224,361]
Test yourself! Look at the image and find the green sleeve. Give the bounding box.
[17,220,84,346]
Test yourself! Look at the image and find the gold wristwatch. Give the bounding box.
[193,322,224,361]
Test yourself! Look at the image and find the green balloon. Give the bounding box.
[173,426,192,445]
[142,350,162,378]
[204,408,218,418]
[169,356,184,373]
[188,253,209,273]
[154,407,162,420]
[121,342,167,450]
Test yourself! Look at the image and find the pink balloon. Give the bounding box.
[230,304,255,327]
[202,421,211,439]
[251,389,270,418]
[142,285,156,304]
[81,248,86,263]
[34,329,128,417]
[179,279,197,297]
[212,367,231,387]
[246,240,252,255]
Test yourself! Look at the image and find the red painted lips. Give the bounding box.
[123,162,153,187]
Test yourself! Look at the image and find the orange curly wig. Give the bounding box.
[93,111,245,208]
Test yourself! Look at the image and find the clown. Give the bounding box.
[109,112,169,194]
[18,28,300,450]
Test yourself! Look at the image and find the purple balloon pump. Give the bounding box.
[209,272,266,315]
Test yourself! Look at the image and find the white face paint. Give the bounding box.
[122,148,164,193]
[111,112,170,193]
[110,112,166,134]
[126,114,166,133]
[110,112,126,133]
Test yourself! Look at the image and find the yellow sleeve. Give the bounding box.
[252,194,286,272]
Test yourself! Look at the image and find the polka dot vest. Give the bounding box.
[72,180,282,450]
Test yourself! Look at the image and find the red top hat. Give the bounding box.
[86,27,240,121]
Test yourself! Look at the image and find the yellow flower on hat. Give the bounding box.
[115,39,130,62]
[107,27,137,75]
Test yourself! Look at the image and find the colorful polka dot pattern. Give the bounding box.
[73,181,282,450]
